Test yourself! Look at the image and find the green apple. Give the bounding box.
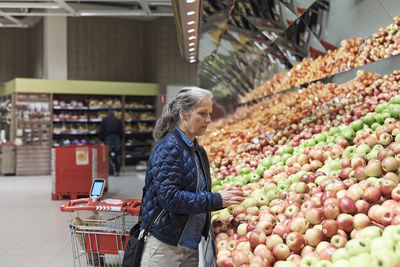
[211,178,221,187]
[343,127,356,141]
[390,95,400,104]
[345,146,356,158]
[327,136,336,143]
[389,104,400,119]
[304,139,317,147]
[283,144,294,154]
[332,259,350,267]
[315,175,329,186]
[349,253,373,266]
[315,260,332,267]
[299,255,319,267]
[288,173,302,184]
[371,251,397,267]
[261,157,272,169]
[351,120,364,131]
[382,112,392,122]
[382,225,400,243]
[372,144,384,151]
[327,160,342,171]
[227,204,239,214]
[345,238,370,257]
[255,194,270,207]
[314,133,327,143]
[371,122,381,131]
[275,261,297,267]
[366,150,378,161]
[265,189,279,202]
[217,209,231,221]
[241,197,257,208]
[356,144,371,154]
[335,135,346,143]
[211,185,224,193]
[332,248,348,262]
[370,237,395,253]
[255,165,265,176]
[280,153,292,164]
[329,126,340,136]
[239,175,250,185]
[363,113,375,126]
[249,173,260,183]
[395,133,400,143]
[375,103,388,113]
[358,226,383,240]
[262,183,277,193]
[240,167,251,175]
[277,182,290,193]
[250,189,263,198]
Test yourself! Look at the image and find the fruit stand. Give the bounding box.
[204,16,400,267]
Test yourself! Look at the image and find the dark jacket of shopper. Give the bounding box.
[140,128,223,248]
[99,113,123,142]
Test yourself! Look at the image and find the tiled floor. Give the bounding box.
[0,172,145,267]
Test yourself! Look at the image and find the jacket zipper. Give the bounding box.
[177,150,200,245]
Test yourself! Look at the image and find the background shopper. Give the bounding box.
[139,87,245,267]
[99,109,123,176]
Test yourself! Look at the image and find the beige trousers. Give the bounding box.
[140,234,199,267]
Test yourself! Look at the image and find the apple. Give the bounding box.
[272,243,290,261]
[331,247,347,262]
[285,204,300,218]
[287,254,302,266]
[237,223,248,236]
[358,226,382,240]
[345,238,370,258]
[323,203,340,220]
[371,251,398,267]
[346,184,364,201]
[338,197,357,214]
[362,186,381,203]
[330,234,347,248]
[286,232,306,252]
[382,225,400,243]
[299,255,319,267]
[231,249,250,266]
[304,228,323,247]
[266,234,283,250]
[391,186,400,201]
[290,217,310,234]
[256,220,273,235]
[305,208,324,225]
[382,156,399,172]
[379,132,393,146]
[337,214,354,233]
[322,219,339,238]
[353,213,371,230]
[382,172,399,184]
[249,255,267,267]
[370,237,395,253]
[249,229,267,249]
[364,160,383,177]
[319,245,336,261]
[272,223,290,239]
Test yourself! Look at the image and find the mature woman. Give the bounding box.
[140,87,244,266]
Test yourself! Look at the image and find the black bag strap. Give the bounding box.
[138,186,163,238]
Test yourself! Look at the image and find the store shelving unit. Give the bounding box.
[0,79,159,174]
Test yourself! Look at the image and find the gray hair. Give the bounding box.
[153,87,212,142]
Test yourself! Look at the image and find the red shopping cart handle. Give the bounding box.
[60,198,141,216]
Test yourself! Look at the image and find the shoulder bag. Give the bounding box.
[122,189,163,267]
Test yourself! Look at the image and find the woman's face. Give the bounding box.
[179,97,213,140]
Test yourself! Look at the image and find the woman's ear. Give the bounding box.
[179,110,187,122]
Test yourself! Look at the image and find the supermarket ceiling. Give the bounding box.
[0,0,173,27]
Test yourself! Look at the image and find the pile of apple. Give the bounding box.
[208,70,400,181]
[355,16,400,67]
[240,16,400,104]
[212,94,400,266]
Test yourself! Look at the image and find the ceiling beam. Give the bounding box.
[0,10,25,26]
[0,2,60,9]
[54,0,77,15]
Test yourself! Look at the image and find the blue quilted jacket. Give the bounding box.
[140,128,223,247]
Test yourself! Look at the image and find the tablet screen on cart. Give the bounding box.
[90,179,105,197]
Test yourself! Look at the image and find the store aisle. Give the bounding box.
[0,172,145,267]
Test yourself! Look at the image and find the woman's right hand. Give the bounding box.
[219,188,245,208]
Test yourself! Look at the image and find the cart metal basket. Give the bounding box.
[60,198,141,267]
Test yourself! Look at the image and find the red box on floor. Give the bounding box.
[51,145,108,200]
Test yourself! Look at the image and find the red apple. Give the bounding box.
[355,199,370,214]
[353,213,370,230]
[337,213,354,232]
[322,219,339,238]
[304,228,323,247]
[290,217,310,234]
[323,203,340,220]
[392,186,400,201]
[363,186,381,203]
[305,208,324,225]
[249,229,267,249]
[272,243,290,261]
[285,232,306,252]
[338,197,357,214]
[380,180,396,196]
[266,234,283,250]
[231,249,250,266]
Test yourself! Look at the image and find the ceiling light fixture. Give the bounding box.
[188,36,196,40]
[188,29,195,33]
[187,11,195,15]
[189,42,195,46]
[186,0,195,3]
[189,48,195,52]
[187,21,195,25]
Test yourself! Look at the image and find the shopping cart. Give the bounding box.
[60,197,141,267]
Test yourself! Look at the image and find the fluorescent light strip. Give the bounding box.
[188,29,195,33]
[189,42,195,46]
[188,36,196,40]
[187,11,195,15]
[187,21,195,25]
[186,0,195,3]
[189,48,195,52]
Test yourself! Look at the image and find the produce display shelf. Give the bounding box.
[53,106,88,110]
[53,132,89,135]
[125,131,153,135]
[88,118,103,122]
[125,119,156,123]
[88,106,122,110]
[125,142,153,147]
[53,119,88,122]
[124,107,155,111]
